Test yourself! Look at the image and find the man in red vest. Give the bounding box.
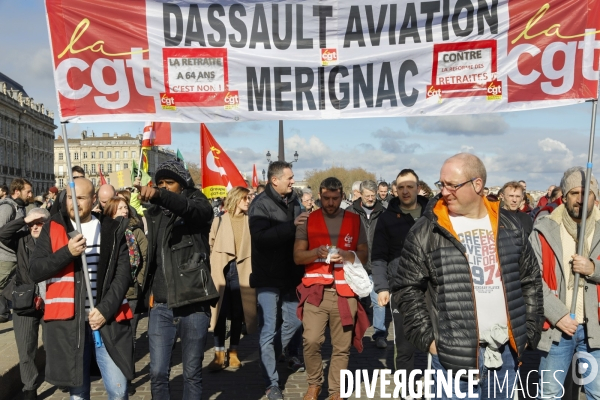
[530,166,600,398]
[294,177,369,400]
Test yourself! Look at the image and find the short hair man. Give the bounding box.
[256,184,266,194]
[0,178,33,322]
[371,168,429,373]
[249,161,307,400]
[30,178,134,398]
[349,180,386,348]
[294,177,369,400]
[537,185,556,208]
[0,185,8,200]
[500,181,533,237]
[518,180,534,214]
[391,153,544,399]
[377,181,391,208]
[530,167,600,398]
[351,181,362,201]
[137,160,218,399]
[0,207,50,398]
[72,165,86,178]
[534,186,563,221]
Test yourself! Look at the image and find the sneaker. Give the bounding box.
[287,356,305,372]
[266,385,284,400]
[375,337,387,349]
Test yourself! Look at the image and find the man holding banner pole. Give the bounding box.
[30,127,134,399]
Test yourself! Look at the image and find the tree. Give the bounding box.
[304,166,376,196]
[187,162,202,188]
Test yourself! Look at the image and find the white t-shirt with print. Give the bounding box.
[449,214,508,336]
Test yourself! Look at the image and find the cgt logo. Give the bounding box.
[47,0,156,116]
[507,0,600,102]
[224,91,240,110]
[321,48,338,66]
[160,93,176,110]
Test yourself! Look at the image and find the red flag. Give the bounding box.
[142,122,171,148]
[98,164,107,185]
[252,164,259,188]
[201,124,247,199]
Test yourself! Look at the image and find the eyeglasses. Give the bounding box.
[434,178,476,192]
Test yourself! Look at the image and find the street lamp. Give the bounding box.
[266,151,272,164]
[262,169,266,182]
[291,151,299,163]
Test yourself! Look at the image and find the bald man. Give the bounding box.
[390,153,543,399]
[95,184,116,213]
[30,178,134,398]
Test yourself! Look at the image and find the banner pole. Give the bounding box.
[137,138,144,180]
[61,123,103,347]
[570,97,598,319]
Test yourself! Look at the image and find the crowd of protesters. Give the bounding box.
[1,154,600,400]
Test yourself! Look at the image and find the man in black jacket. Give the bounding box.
[137,160,218,400]
[249,161,307,400]
[371,169,429,374]
[0,207,50,400]
[391,153,544,399]
[30,178,133,399]
[499,181,533,237]
[349,180,386,348]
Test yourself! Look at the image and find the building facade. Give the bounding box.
[54,131,176,189]
[0,72,56,194]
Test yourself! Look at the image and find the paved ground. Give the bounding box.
[2,309,586,400]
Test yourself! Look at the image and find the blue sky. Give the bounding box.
[0,1,597,190]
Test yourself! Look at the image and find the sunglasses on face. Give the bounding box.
[28,221,45,227]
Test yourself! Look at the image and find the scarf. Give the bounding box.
[125,228,141,279]
[561,205,597,289]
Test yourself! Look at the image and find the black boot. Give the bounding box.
[23,389,37,400]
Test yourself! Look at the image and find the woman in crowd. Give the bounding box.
[208,186,257,371]
[103,197,148,394]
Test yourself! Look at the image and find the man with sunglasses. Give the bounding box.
[390,153,544,399]
[0,208,50,399]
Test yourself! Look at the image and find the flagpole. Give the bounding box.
[570,95,599,320]
[61,123,103,348]
[137,139,144,179]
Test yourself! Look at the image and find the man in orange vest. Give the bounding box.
[530,166,600,399]
[294,177,369,400]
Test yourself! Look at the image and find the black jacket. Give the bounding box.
[248,184,303,291]
[371,195,430,293]
[29,211,134,387]
[348,199,384,274]
[391,194,544,371]
[0,218,40,316]
[140,187,218,310]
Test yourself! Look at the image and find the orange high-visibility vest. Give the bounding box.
[303,209,360,298]
[45,221,132,322]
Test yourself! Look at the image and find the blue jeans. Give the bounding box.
[369,275,386,339]
[256,287,303,388]
[148,303,210,400]
[70,324,128,400]
[431,344,517,400]
[538,325,600,399]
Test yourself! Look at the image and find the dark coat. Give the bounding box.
[29,211,134,387]
[390,194,544,372]
[140,187,218,310]
[370,195,430,293]
[248,184,303,291]
[348,199,384,274]
[0,218,41,316]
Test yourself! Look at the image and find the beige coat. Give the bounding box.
[209,213,257,334]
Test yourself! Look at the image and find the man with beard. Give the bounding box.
[371,169,430,373]
[530,167,600,398]
[349,180,386,348]
[0,178,33,322]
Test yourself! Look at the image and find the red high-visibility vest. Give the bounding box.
[539,232,600,329]
[45,221,132,322]
[303,209,360,298]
